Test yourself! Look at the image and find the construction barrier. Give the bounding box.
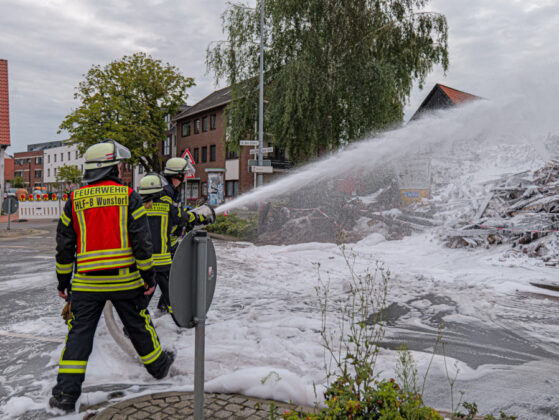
[18,198,67,220]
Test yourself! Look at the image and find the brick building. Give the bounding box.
[4,155,13,189]
[14,150,44,191]
[172,87,291,206]
[0,59,11,207]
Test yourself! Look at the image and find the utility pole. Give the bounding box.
[257,0,264,187]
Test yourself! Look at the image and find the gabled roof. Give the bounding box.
[173,86,231,121]
[410,83,482,121]
[0,59,10,146]
[437,84,482,105]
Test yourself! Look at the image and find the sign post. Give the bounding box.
[169,230,217,420]
[2,196,18,230]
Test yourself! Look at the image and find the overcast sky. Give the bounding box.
[2,0,558,153]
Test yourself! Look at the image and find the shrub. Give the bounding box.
[205,213,257,240]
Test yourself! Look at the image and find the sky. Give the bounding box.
[1,0,559,154]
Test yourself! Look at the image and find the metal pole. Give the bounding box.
[257,0,264,187]
[194,231,208,420]
[7,206,11,230]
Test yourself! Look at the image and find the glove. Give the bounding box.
[61,302,73,321]
[140,268,156,289]
[189,204,216,225]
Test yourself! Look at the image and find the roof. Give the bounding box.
[173,86,231,121]
[0,59,10,146]
[27,140,64,151]
[437,84,482,105]
[410,83,482,121]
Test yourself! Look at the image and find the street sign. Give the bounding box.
[240,140,259,146]
[248,159,271,166]
[2,196,18,215]
[169,230,217,328]
[249,146,274,154]
[250,166,274,173]
[181,149,197,179]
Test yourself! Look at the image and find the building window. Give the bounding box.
[48,155,50,164]
[163,137,171,155]
[15,171,22,178]
[35,170,42,178]
[226,180,239,197]
[225,144,238,159]
[210,114,216,130]
[182,122,190,137]
[193,148,199,164]
[75,150,79,159]
[54,154,57,163]
[138,166,144,174]
[48,168,50,177]
[54,168,57,176]
[35,157,42,164]
[68,152,71,160]
[60,153,63,162]
[201,147,207,163]
[202,116,208,132]
[202,182,208,196]
[194,119,200,134]
[210,145,216,162]
[186,182,199,200]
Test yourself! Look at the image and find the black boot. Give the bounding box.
[49,394,76,413]
[152,350,175,380]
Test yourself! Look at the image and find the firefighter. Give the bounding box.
[138,173,216,314]
[50,140,174,413]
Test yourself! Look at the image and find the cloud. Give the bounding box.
[2,0,559,150]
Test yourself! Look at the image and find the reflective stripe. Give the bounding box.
[77,248,133,262]
[71,279,145,292]
[136,257,153,271]
[77,210,87,253]
[153,254,172,266]
[139,309,161,364]
[60,212,71,227]
[78,257,136,271]
[132,207,146,220]
[56,261,73,274]
[59,360,87,374]
[121,205,129,249]
[160,196,172,204]
[140,345,162,365]
[73,271,141,282]
[187,212,195,223]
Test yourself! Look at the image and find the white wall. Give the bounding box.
[44,143,85,185]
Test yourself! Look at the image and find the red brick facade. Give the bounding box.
[0,59,10,147]
[4,155,13,182]
[14,151,44,191]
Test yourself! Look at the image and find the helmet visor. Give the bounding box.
[113,141,131,160]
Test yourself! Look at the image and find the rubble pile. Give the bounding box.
[256,179,436,245]
[444,161,559,265]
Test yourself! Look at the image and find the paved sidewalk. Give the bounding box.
[88,391,316,419]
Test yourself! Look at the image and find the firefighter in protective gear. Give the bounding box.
[50,140,174,413]
[137,173,180,313]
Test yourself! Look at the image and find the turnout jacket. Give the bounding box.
[162,183,201,251]
[55,178,155,293]
[144,197,180,271]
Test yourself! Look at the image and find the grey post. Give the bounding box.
[257,0,264,187]
[194,231,208,420]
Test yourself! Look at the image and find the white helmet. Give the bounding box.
[82,140,131,183]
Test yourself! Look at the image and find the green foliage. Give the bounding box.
[60,52,194,172]
[205,213,257,239]
[13,176,24,188]
[453,401,517,420]
[207,0,449,163]
[56,164,83,185]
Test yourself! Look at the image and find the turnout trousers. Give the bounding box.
[146,270,171,312]
[52,288,169,403]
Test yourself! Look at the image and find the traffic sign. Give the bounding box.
[250,166,273,173]
[240,140,259,146]
[2,196,18,215]
[181,149,197,178]
[249,147,274,154]
[248,159,271,166]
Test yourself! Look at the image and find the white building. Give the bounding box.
[44,142,85,191]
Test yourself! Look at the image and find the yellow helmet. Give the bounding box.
[163,157,188,176]
[82,140,131,183]
[138,173,164,195]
